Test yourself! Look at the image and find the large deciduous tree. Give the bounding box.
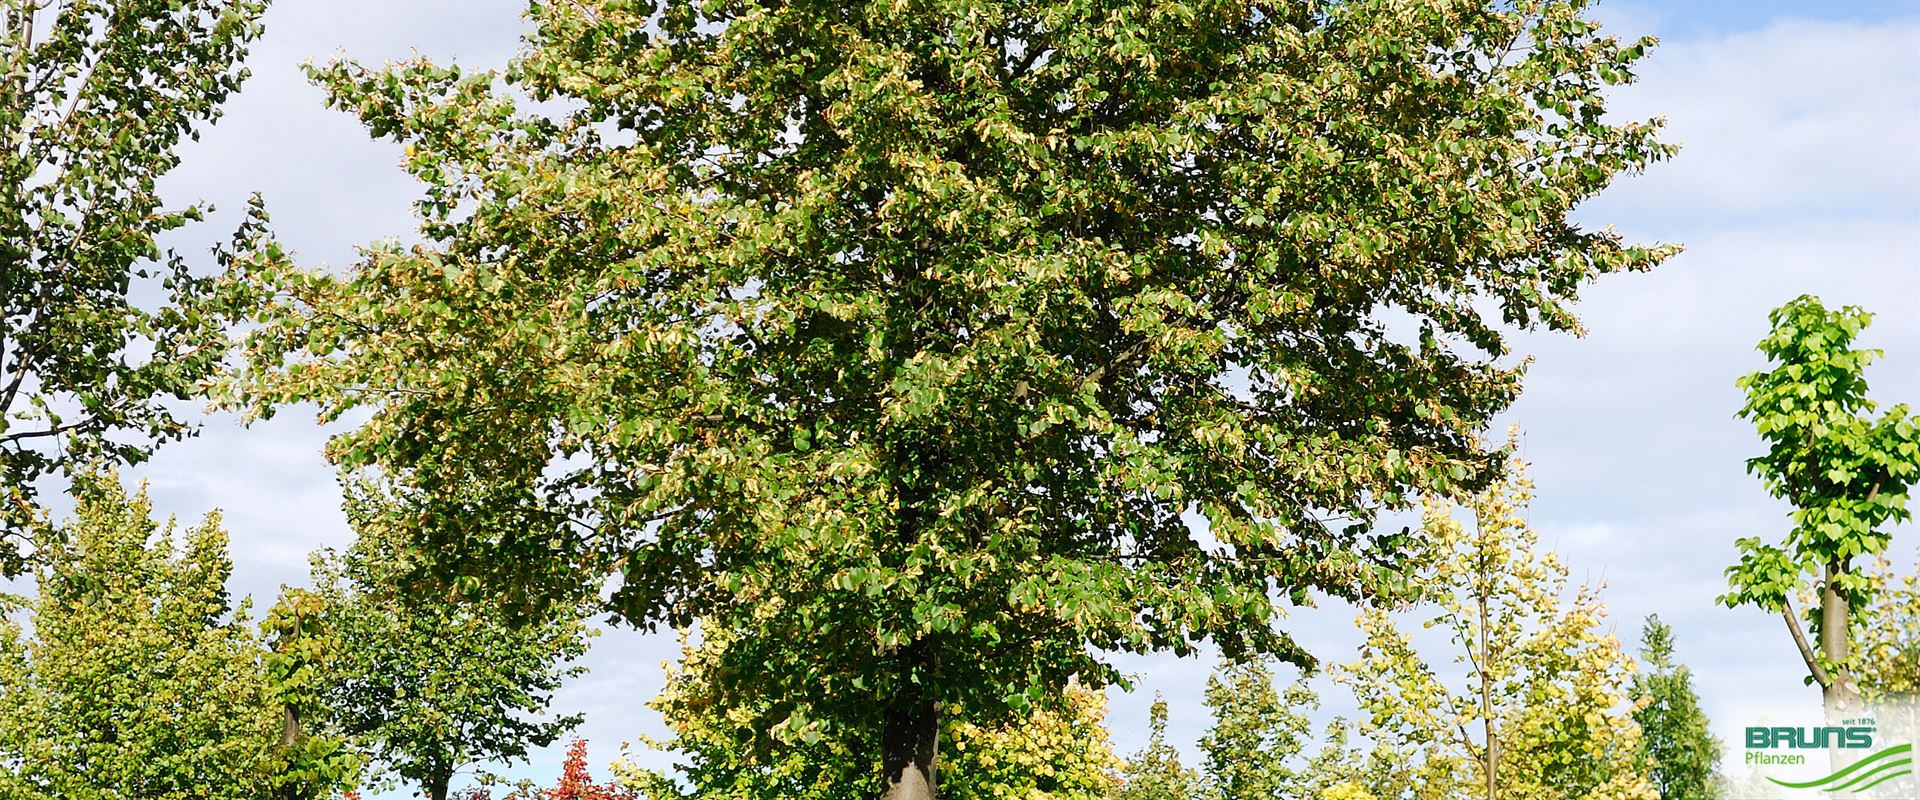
[233,1,1675,796]
[0,0,270,574]
[0,474,284,799]
[1338,450,1658,800]
[310,486,596,800]
[1629,616,1720,800]
[1722,296,1920,725]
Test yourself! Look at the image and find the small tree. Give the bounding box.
[1199,659,1313,800]
[0,474,284,799]
[1723,296,1920,725]
[260,587,364,800]
[1850,550,1919,699]
[1629,616,1720,800]
[0,0,271,574]
[1118,696,1205,800]
[312,485,596,800]
[540,740,635,800]
[1338,447,1657,800]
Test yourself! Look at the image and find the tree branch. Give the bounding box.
[1,418,88,447]
[1781,596,1832,689]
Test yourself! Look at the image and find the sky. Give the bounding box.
[55,0,1920,793]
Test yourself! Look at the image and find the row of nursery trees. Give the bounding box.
[6,444,1918,799]
[1,0,1916,798]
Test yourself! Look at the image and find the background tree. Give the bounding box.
[1846,550,1920,800]
[0,0,271,574]
[260,587,364,800]
[1199,659,1312,800]
[1847,549,1920,700]
[0,473,282,799]
[1722,296,1920,726]
[1338,449,1657,800]
[1118,697,1204,800]
[620,623,1122,800]
[1298,719,1421,800]
[537,740,635,800]
[1629,616,1720,800]
[1714,769,1784,800]
[233,1,1675,795]
[310,486,596,800]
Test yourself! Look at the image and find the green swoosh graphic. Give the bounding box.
[1767,744,1913,789]
[1832,758,1911,792]
[1853,769,1914,793]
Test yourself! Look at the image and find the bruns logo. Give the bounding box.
[1745,725,1876,749]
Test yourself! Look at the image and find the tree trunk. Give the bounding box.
[1821,561,1864,797]
[428,770,451,800]
[879,641,939,800]
[1479,591,1498,800]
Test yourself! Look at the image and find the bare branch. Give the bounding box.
[1781,597,1833,689]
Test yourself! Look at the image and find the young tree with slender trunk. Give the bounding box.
[232,1,1675,796]
[1722,296,1920,729]
[0,0,270,574]
[1339,447,1657,800]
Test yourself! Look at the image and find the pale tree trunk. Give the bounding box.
[1821,561,1864,798]
[1480,591,1499,800]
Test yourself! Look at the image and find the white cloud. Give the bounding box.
[1585,19,1920,231]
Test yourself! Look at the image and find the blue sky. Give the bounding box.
[72,0,1920,793]
[1612,0,1920,38]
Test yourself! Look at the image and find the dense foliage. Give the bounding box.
[1723,296,1920,719]
[309,486,596,800]
[231,0,1674,793]
[0,0,270,574]
[0,475,289,799]
[620,624,1122,799]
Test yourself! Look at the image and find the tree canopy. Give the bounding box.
[311,485,596,800]
[0,474,283,799]
[232,0,1675,794]
[0,0,270,574]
